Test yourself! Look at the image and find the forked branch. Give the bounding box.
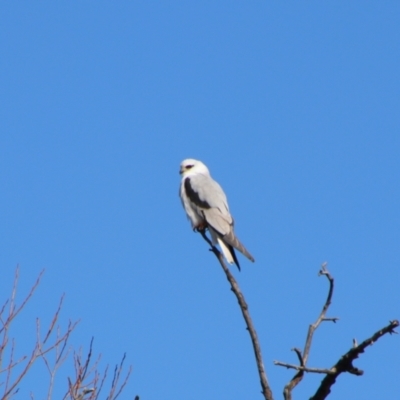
[272,263,337,399]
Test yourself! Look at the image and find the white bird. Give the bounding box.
[179,158,255,270]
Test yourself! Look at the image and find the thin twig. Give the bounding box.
[303,264,336,364]
[0,355,28,374]
[200,230,274,400]
[80,337,95,384]
[4,268,45,331]
[65,341,98,400]
[310,319,399,400]
[2,319,78,400]
[0,268,44,372]
[63,341,132,400]
[4,338,16,396]
[93,365,109,400]
[292,348,304,367]
[40,312,77,400]
[273,361,332,374]
[112,365,132,400]
[106,354,132,400]
[43,294,65,344]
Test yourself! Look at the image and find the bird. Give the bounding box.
[179,158,255,270]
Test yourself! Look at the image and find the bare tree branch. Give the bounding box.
[106,353,132,400]
[0,268,79,400]
[310,319,399,400]
[199,229,274,400]
[63,340,134,400]
[274,264,398,400]
[1,268,136,400]
[2,318,78,400]
[303,264,337,365]
[0,267,44,370]
[274,263,338,400]
[39,313,77,400]
[273,361,332,374]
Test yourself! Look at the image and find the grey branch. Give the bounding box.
[274,263,399,400]
[200,229,274,400]
[275,263,337,400]
[273,361,332,374]
[310,319,399,400]
[303,264,336,365]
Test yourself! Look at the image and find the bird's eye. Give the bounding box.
[185,165,193,169]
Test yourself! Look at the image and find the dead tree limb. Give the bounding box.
[200,230,274,400]
[274,264,398,400]
[303,265,338,365]
[274,263,337,400]
[310,319,399,400]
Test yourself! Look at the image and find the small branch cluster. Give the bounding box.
[0,267,135,400]
[63,338,132,400]
[0,268,77,400]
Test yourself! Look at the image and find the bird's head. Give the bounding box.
[179,159,210,177]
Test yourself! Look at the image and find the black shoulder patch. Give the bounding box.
[184,177,211,209]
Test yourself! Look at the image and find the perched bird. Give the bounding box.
[179,158,255,270]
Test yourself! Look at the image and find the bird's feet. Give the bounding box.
[193,222,207,232]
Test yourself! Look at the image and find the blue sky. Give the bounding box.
[0,2,399,399]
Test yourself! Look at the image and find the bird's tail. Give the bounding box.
[209,228,242,270]
[217,237,235,264]
[222,231,255,263]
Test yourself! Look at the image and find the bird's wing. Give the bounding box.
[184,173,255,266]
[219,230,255,263]
[183,174,232,235]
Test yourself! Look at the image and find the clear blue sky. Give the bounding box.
[0,2,399,399]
